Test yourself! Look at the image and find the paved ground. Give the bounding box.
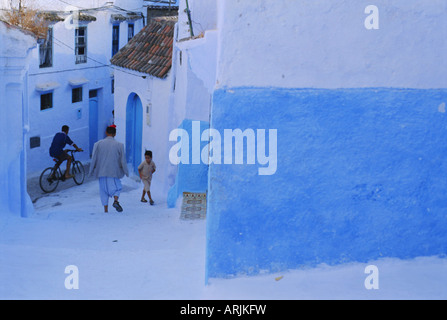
[13,165,447,300]
[27,162,96,204]
[3,173,208,300]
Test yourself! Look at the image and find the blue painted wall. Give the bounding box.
[206,87,447,278]
[167,119,209,208]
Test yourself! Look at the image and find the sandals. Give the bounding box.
[141,198,154,205]
[112,201,123,212]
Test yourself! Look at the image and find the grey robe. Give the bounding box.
[89,136,129,178]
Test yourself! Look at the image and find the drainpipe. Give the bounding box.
[141,12,146,26]
[185,0,194,37]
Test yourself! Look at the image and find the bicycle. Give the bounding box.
[39,149,85,193]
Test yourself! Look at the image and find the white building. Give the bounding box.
[111,0,218,204]
[113,0,447,280]
[170,0,217,126]
[205,0,447,279]
[111,17,176,197]
[0,0,146,175]
[164,0,218,206]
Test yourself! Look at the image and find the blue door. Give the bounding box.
[126,93,143,174]
[89,90,99,157]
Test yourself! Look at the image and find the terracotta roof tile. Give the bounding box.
[110,19,175,78]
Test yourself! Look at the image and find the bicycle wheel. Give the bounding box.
[39,167,60,193]
[72,161,85,185]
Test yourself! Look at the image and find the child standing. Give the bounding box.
[138,150,156,205]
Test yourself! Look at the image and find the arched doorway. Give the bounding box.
[126,93,143,175]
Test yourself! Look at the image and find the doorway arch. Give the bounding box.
[126,93,143,175]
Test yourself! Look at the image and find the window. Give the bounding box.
[72,87,83,103]
[39,27,53,68]
[112,25,119,56]
[30,136,41,149]
[89,89,98,99]
[75,26,87,64]
[128,23,134,42]
[111,78,115,94]
[40,92,53,111]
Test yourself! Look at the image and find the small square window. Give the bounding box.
[72,87,83,103]
[89,89,98,98]
[30,136,41,149]
[41,92,53,110]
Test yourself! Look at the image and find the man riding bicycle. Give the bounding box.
[49,125,83,179]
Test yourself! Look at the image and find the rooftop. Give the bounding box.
[110,19,175,79]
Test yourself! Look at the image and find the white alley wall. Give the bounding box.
[206,0,447,278]
[177,0,217,41]
[171,0,218,125]
[113,68,174,197]
[215,0,447,90]
[0,21,36,217]
[165,0,218,199]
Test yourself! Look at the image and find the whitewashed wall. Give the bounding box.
[171,30,216,126]
[216,0,447,89]
[0,21,36,217]
[206,0,447,279]
[177,0,217,41]
[114,68,173,197]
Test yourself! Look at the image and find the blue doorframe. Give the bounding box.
[126,93,143,174]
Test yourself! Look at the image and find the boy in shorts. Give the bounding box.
[138,150,156,205]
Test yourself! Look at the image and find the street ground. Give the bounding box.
[0,170,446,300]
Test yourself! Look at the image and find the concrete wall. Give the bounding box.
[206,0,447,279]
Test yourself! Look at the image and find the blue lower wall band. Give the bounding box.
[206,87,447,278]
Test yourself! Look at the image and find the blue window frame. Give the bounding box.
[128,23,134,42]
[75,26,87,64]
[112,24,120,56]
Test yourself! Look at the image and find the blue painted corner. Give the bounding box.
[167,119,209,208]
